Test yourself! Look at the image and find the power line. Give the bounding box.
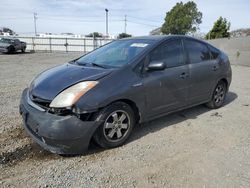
[1,15,159,26]
[1,15,123,22]
[127,16,161,23]
[2,13,160,35]
[38,16,122,22]
[40,17,103,22]
[127,20,159,28]
[36,13,104,18]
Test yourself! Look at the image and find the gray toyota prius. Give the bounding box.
[19,35,232,154]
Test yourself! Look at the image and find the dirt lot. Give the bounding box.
[0,52,250,188]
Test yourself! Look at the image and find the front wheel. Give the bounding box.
[93,102,135,149]
[8,46,15,53]
[206,81,227,109]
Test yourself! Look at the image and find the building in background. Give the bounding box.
[149,27,162,35]
[230,29,250,38]
[38,33,84,38]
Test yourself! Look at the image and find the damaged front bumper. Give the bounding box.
[19,88,102,155]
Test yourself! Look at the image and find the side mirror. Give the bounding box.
[147,61,166,71]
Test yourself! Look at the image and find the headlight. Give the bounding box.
[49,81,98,108]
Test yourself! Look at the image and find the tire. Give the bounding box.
[8,46,15,54]
[21,48,26,53]
[206,80,227,109]
[59,154,77,157]
[93,102,135,149]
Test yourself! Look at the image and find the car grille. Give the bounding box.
[29,93,93,118]
[30,94,51,110]
[30,94,74,116]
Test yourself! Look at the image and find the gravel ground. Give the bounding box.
[0,52,250,188]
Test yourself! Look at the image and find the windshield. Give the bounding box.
[0,38,13,43]
[76,39,155,68]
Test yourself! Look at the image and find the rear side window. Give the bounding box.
[185,40,210,64]
[208,45,220,59]
[150,39,184,68]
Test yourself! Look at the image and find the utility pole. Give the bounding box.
[105,9,109,37]
[33,12,37,36]
[124,15,127,34]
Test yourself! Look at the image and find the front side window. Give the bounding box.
[149,39,185,68]
[0,38,12,43]
[185,40,210,64]
[76,39,155,68]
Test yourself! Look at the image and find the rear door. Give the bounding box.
[184,39,218,105]
[143,39,189,117]
[207,44,222,84]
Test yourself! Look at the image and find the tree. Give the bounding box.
[118,33,132,39]
[161,1,202,35]
[206,17,230,39]
[85,32,103,38]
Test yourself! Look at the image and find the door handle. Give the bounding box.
[180,72,189,79]
[132,83,143,87]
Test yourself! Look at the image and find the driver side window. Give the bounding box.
[14,39,20,43]
[149,39,185,68]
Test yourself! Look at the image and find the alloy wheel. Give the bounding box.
[103,110,130,142]
[214,84,225,106]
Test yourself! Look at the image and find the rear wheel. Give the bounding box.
[21,48,26,53]
[206,81,227,109]
[93,102,135,148]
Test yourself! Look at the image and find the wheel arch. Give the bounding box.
[110,99,140,124]
[209,77,229,102]
[220,78,229,91]
[206,77,228,109]
[90,98,140,148]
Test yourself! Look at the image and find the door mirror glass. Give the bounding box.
[147,61,166,71]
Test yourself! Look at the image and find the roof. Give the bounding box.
[120,35,200,41]
[119,35,214,49]
[120,35,171,41]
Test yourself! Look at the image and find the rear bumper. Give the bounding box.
[19,88,101,154]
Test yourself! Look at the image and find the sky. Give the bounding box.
[0,0,249,36]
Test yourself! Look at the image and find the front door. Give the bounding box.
[142,39,189,118]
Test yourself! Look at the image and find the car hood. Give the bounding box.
[29,63,112,101]
[0,42,10,47]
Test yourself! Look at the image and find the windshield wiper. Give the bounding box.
[73,61,107,69]
[90,62,106,69]
[69,59,78,64]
